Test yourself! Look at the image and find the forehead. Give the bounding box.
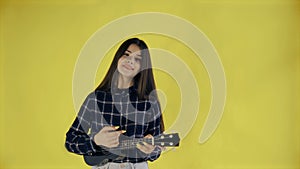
[126,44,141,55]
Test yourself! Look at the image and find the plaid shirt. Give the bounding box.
[65,85,163,163]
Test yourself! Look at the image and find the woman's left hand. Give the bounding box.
[136,134,156,154]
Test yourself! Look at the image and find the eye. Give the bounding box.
[123,53,129,57]
[134,57,142,63]
[135,57,141,62]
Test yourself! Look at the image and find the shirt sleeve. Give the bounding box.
[65,92,101,155]
[144,99,163,161]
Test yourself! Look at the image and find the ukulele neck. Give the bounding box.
[118,137,153,150]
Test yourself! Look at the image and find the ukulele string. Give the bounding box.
[108,138,152,151]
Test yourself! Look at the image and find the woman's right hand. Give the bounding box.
[93,126,125,148]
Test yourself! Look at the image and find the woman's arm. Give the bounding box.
[141,99,164,161]
[65,92,99,155]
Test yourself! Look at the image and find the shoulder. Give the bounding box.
[93,89,112,101]
[143,96,161,111]
[148,95,160,105]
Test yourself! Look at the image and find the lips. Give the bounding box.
[123,64,134,71]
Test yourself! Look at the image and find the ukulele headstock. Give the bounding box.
[154,133,180,147]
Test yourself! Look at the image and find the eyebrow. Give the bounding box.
[126,50,141,56]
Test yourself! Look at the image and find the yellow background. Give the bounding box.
[1,0,299,169]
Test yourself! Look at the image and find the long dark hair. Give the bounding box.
[96,38,164,131]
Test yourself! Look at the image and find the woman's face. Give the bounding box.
[117,44,142,80]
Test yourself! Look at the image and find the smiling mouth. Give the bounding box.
[123,64,134,71]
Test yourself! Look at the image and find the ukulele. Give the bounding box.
[83,133,180,166]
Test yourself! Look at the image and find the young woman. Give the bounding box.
[65,38,164,169]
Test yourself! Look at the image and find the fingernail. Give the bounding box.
[114,126,120,129]
[121,130,126,133]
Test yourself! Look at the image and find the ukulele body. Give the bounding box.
[84,149,125,166]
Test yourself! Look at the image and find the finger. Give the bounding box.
[144,134,153,138]
[142,142,154,148]
[143,142,155,151]
[109,126,120,131]
[104,133,116,140]
[102,126,119,132]
[136,143,145,151]
[106,142,118,148]
[105,136,120,147]
[109,140,120,147]
[106,130,125,138]
[158,146,167,151]
[137,143,154,153]
[111,130,126,134]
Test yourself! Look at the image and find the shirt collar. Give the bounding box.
[111,84,137,95]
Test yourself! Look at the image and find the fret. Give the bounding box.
[114,138,153,150]
[108,133,180,151]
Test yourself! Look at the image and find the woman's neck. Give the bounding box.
[118,75,133,89]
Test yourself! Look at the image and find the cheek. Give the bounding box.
[135,62,141,71]
[117,57,126,66]
[118,57,125,64]
[131,63,140,76]
[117,59,123,71]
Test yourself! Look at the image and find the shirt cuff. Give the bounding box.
[146,146,161,161]
[86,137,103,155]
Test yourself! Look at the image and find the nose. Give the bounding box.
[126,56,134,64]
